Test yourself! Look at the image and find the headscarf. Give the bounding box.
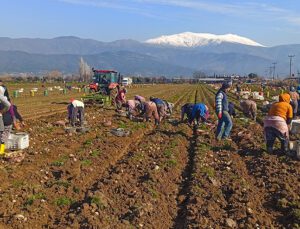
[279,93,291,103]
[0,86,5,96]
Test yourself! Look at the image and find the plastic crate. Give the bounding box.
[291,120,300,134]
[7,132,29,150]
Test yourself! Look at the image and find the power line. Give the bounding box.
[288,54,295,78]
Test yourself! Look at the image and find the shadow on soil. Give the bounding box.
[172,125,198,229]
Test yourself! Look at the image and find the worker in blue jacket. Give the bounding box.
[188,103,209,125]
[181,103,194,122]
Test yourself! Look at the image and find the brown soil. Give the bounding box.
[0,84,299,229]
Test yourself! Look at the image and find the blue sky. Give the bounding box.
[0,0,300,46]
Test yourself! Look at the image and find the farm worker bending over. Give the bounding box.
[0,103,24,147]
[264,93,293,154]
[297,85,300,95]
[240,99,257,121]
[150,97,166,121]
[163,100,174,116]
[134,95,146,103]
[189,103,209,125]
[126,99,141,120]
[181,103,194,122]
[0,86,11,155]
[215,81,233,141]
[115,86,127,111]
[68,99,85,127]
[289,86,299,118]
[0,80,11,101]
[134,95,146,111]
[143,101,160,125]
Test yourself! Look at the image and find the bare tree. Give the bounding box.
[193,71,207,79]
[79,57,92,82]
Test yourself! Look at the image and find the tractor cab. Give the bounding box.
[89,69,121,94]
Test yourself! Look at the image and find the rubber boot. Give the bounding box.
[281,140,289,154]
[0,144,5,156]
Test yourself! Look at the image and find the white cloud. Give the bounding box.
[56,0,169,19]
[55,0,300,26]
[56,0,137,11]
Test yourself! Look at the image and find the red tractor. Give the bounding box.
[84,69,122,106]
[89,69,122,95]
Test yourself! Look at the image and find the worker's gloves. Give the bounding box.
[218,113,222,119]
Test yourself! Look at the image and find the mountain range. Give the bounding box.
[0,32,299,77]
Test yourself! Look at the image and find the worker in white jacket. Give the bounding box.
[0,86,11,155]
[67,99,85,127]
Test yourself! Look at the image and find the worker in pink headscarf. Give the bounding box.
[143,101,160,125]
[126,99,142,120]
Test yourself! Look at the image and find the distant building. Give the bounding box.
[122,77,133,86]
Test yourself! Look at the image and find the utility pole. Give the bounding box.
[269,66,273,80]
[264,69,268,79]
[288,55,295,78]
[272,62,277,80]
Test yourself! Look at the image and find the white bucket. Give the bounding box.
[7,132,29,150]
[289,141,297,151]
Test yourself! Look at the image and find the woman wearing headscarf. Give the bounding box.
[0,86,11,155]
[264,93,293,153]
[115,86,127,111]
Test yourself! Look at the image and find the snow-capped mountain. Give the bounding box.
[145,32,264,47]
[1,35,300,76]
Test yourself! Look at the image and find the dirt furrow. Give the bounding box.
[173,87,204,228]
[174,85,275,228]
[44,87,195,227]
[58,89,196,228]
[186,85,300,228]
[0,85,194,228]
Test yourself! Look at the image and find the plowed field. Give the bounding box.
[0,84,299,229]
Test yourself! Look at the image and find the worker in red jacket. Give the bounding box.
[115,86,127,111]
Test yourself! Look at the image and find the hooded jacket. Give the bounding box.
[190,103,209,122]
[268,93,293,120]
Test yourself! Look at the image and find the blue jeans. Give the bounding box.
[216,111,233,139]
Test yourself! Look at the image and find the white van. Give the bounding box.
[122,77,133,86]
